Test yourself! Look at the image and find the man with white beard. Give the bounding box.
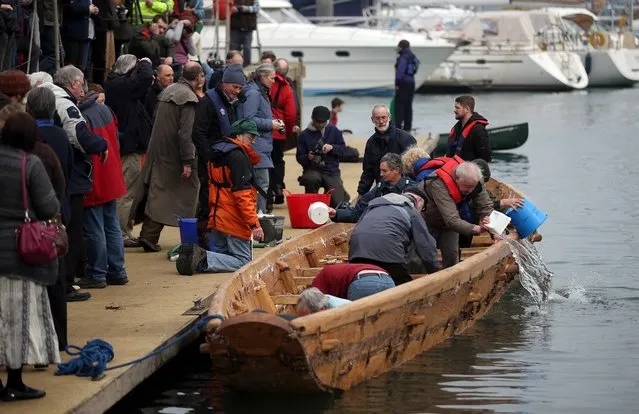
[357,104,416,196]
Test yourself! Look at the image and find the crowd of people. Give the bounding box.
[0,9,521,397]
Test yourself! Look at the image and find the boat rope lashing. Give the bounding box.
[55,314,225,380]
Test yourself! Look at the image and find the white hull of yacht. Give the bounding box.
[581,49,639,87]
[423,51,589,91]
[200,23,456,95]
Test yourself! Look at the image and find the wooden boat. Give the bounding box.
[433,122,529,155]
[200,179,541,393]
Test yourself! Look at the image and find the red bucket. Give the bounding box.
[284,190,332,229]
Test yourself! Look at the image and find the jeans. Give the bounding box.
[201,229,252,273]
[84,201,127,281]
[347,273,395,300]
[254,168,270,213]
[394,82,415,131]
[64,39,92,74]
[230,30,254,66]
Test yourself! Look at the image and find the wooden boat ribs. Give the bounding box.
[203,180,537,394]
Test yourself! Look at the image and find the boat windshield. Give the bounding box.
[259,7,312,24]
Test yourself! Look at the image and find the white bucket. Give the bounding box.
[485,210,512,235]
[308,202,330,225]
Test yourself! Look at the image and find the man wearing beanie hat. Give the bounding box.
[193,63,245,247]
[296,105,348,208]
[348,189,438,285]
[177,118,265,275]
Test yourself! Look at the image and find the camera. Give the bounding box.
[310,138,325,168]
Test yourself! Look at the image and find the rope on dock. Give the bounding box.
[54,314,225,380]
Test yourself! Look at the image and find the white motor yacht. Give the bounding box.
[545,7,639,87]
[422,10,589,91]
[199,0,458,95]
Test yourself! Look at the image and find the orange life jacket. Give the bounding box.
[417,155,465,204]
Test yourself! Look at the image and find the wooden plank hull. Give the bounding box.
[434,122,529,155]
[202,180,535,394]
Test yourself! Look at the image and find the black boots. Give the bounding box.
[1,368,46,402]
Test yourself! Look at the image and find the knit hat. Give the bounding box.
[403,186,428,203]
[311,106,331,122]
[230,118,258,137]
[222,63,247,86]
[471,158,491,182]
[0,70,31,98]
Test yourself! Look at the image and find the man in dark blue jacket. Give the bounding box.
[296,105,348,208]
[394,39,419,132]
[329,153,415,223]
[358,104,416,196]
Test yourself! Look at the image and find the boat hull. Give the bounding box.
[434,122,529,155]
[582,49,639,87]
[422,51,588,91]
[200,24,456,95]
[203,181,533,393]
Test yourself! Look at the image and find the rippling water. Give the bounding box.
[111,88,639,413]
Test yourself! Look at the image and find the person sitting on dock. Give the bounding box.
[176,119,265,276]
[312,263,395,301]
[328,153,415,223]
[349,187,439,285]
[296,105,348,208]
[421,159,494,268]
[296,288,351,316]
[357,104,416,196]
[447,96,491,162]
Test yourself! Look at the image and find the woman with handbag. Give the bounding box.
[0,112,62,401]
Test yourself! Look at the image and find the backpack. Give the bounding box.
[405,54,420,76]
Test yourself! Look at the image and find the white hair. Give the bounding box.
[54,65,84,88]
[28,72,53,87]
[114,54,138,75]
[371,104,390,117]
[297,288,330,314]
[454,162,483,184]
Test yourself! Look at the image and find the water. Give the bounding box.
[111,88,639,413]
[505,238,553,306]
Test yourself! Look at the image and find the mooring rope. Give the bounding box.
[55,314,225,379]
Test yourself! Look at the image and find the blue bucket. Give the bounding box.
[505,198,548,238]
[177,217,199,245]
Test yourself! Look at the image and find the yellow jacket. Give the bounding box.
[138,0,174,23]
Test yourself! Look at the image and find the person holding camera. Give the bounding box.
[296,106,348,208]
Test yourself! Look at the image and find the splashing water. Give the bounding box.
[503,237,554,307]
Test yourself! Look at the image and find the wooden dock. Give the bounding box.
[2,138,435,413]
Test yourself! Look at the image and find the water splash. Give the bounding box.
[503,237,554,307]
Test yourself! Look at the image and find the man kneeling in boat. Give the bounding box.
[349,187,439,285]
[328,153,415,223]
[296,287,351,316]
[176,119,265,275]
[312,263,395,301]
[421,158,493,268]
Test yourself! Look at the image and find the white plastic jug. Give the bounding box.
[308,202,330,225]
[485,210,512,235]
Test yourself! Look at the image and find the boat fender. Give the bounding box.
[584,52,592,75]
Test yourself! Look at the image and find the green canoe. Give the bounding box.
[433,122,529,155]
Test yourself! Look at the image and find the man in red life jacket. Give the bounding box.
[421,158,494,268]
[447,95,491,162]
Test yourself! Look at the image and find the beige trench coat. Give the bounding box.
[131,79,200,227]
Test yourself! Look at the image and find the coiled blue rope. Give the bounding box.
[55,314,225,379]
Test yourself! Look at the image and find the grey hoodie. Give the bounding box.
[348,193,439,272]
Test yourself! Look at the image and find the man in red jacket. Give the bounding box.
[76,85,128,289]
[312,263,395,301]
[268,58,298,210]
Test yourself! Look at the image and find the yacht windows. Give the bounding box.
[480,19,498,36]
[259,7,312,25]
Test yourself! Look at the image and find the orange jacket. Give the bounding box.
[208,138,262,240]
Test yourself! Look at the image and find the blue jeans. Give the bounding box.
[201,229,252,273]
[84,201,127,281]
[254,168,270,213]
[347,273,395,300]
